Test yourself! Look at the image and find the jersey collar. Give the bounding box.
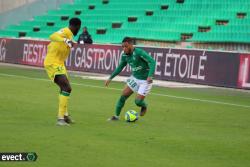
[127,48,136,56]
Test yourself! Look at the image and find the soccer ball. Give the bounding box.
[125,110,139,122]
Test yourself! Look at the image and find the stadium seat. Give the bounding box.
[1,0,249,43]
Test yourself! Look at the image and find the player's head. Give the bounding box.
[83,26,87,33]
[69,18,81,36]
[122,37,134,55]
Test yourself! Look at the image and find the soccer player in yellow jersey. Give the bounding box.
[44,18,81,126]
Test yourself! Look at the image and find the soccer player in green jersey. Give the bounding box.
[105,37,156,121]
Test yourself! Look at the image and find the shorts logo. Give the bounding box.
[57,66,63,72]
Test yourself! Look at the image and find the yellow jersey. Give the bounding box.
[44,27,73,66]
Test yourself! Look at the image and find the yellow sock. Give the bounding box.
[58,91,70,119]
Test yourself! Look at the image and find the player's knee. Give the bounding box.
[135,99,143,107]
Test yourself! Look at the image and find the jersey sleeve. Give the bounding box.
[109,55,127,80]
[49,28,69,42]
[139,49,156,78]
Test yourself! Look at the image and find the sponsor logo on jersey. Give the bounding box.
[131,66,142,71]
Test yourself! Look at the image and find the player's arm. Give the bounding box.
[105,56,127,87]
[139,49,156,83]
[109,60,127,80]
[49,30,74,47]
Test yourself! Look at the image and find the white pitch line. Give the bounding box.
[0,73,250,109]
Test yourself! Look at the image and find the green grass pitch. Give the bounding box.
[0,64,250,167]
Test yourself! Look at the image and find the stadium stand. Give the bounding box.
[0,0,249,44]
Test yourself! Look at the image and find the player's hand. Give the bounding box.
[64,38,74,48]
[147,77,153,84]
[105,79,111,87]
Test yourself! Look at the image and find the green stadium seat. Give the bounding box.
[0,0,249,43]
[47,9,76,16]
[0,30,19,38]
[6,25,33,32]
[34,15,62,22]
[26,31,51,39]
[20,20,46,27]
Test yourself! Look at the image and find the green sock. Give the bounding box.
[135,99,147,107]
[115,95,128,116]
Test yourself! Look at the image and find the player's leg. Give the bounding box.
[135,82,152,116]
[54,74,73,125]
[109,85,133,121]
[135,94,147,116]
[44,64,73,125]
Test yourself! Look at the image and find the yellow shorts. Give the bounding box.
[44,64,68,81]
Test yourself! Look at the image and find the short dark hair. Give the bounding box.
[122,37,134,44]
[69,18,81,27]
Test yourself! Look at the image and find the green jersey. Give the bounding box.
[109,48,156,80]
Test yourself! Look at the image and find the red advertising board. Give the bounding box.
[0,37,249,89]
